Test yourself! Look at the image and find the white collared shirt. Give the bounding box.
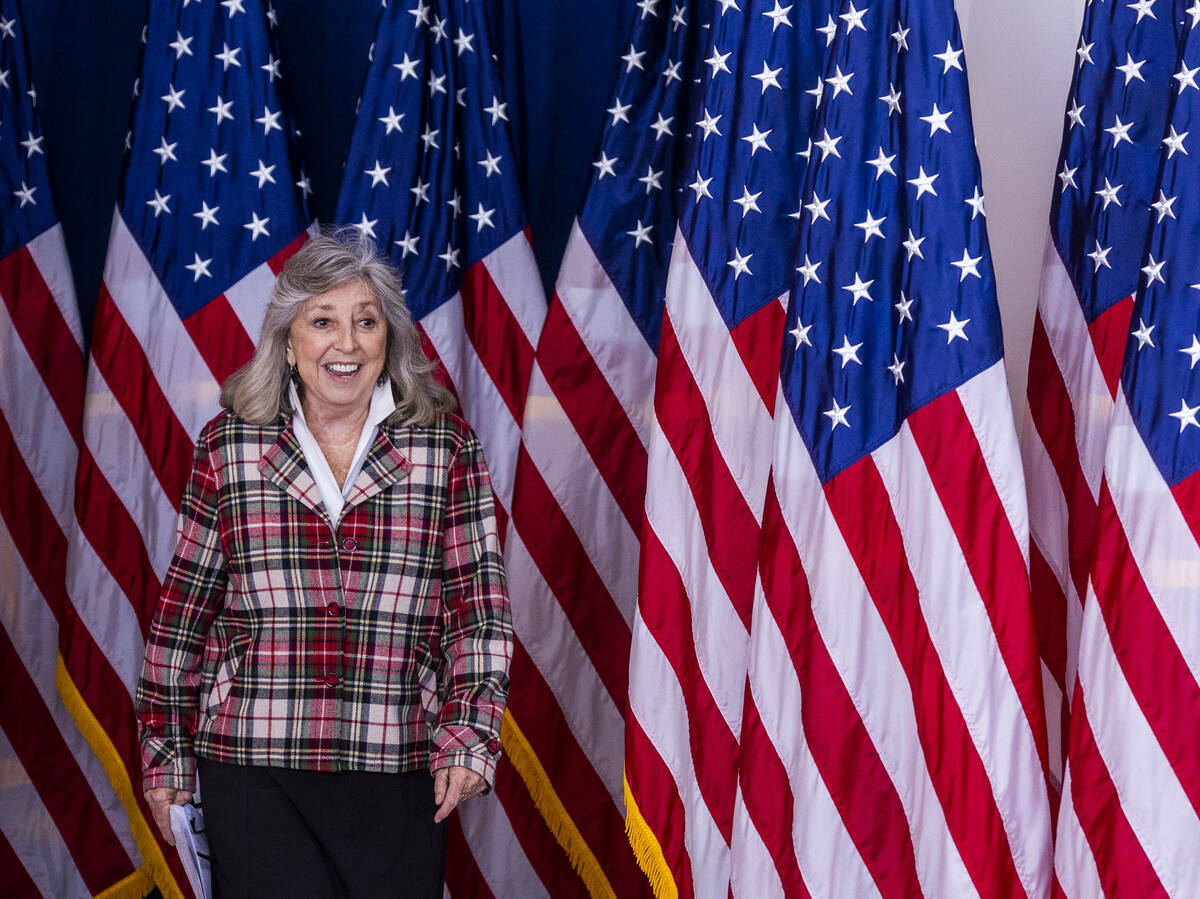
[288,380,396,524]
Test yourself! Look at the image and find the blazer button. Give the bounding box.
[341,537,357,552]
[325,602,340,617]
[486,738,501,755]
[324,673,340,687]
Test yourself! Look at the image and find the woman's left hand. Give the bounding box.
[433,765,486,822]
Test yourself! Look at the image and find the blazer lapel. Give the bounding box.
[258,424,328,520]
[343,429,412,513]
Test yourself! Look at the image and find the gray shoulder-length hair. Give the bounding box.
[220,228,456,426]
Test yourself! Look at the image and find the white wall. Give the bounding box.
[957,0,1087,407]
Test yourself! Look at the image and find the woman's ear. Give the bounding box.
[285,343,295,366]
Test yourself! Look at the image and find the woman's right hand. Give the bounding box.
[145,787,193,846]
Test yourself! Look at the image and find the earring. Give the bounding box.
[377,371,387,386]
[290,363,298,381]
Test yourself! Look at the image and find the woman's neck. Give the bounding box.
[300,398,371,448]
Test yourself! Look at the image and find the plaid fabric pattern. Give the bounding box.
[135,409,512,793]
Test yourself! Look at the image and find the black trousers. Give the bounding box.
[197,757,448,899]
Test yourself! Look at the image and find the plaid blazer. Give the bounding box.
[135,409,512,792]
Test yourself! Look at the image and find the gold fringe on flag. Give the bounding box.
[55,655,185,899]
[500,710,617,898]
[623,773,679,899]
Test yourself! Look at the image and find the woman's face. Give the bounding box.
[286,281,388,421]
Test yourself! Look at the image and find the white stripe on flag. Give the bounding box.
[81,364,179,576]
[503,526,625,803]
[521,361,639,615]
[481,233,547,348]
[101,212,222,436]
[0,300,76,532]
[741,578,880,899]
[628,608,730,897]
[1053,764,1105,899]
[772,405,976,898]
[872,416,1050,898]
[26,224,85,346]
[222,254,282,345]
[457,794,552,899]
[0,527,140,865]
[420,292,520,510]
[555,220,656,447]
[1104,396,1200,678]
[1075,591,1200,896]
[0,725,92,899]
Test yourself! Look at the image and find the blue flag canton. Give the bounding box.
[576,0,714,353]
[676,0,839,330]
[119,0,309,321]
[1123,14,1200,486]
[780,0,1002,484]
[0,1,57,258]
[1050,0,1182,325]
[334,0,527,324]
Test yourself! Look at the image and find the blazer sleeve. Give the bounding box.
[134,421,228,792]
[428,428,513,787]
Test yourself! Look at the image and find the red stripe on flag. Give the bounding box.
[638,526,739,843]
[1065,682,1167,898]
[1026,313,1098,607]
[511,446,630,704]
[1030,543,1067,694]
[72,445,161,634]
[0,827,41,899]
[91,285,194,508]
[0,627,134,894]
[267,231,310,275]
[1170,469,1200,547]
[535,297,648,530]
[758,484,923,898]
[823,456,1023,898]
[652,310,759,629]
[492,758,593,898]
[1086,296,1134,401]
[0,412,69,617]
[506,641,649,896]
[182,294,256,385]
[459,261,536,425]
[736,686,809,898]
[0,246,84,442]
[445,815,497,899]
[626,713,697,899]
[727,300,785,412]
[908,391,1051,774]
[1090,481,1200,819]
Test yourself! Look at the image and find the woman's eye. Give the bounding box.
[360,318,377,328]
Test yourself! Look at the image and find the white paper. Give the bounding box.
[170,802,212,899]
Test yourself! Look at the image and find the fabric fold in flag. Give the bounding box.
[625,1,839,895]
[746,0,1053,895]
[1054,5,1200,894]
[1020,0,1184,794]
[62,1,311,895]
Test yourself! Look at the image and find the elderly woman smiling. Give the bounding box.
[135,231,512,897]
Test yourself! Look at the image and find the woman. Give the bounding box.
[135,231,512,897]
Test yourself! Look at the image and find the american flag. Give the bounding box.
[1054,4,1200,894]
[501,0,712,894]
[331,1,552,893]
[0,2,148,894]
[744,0,1054,895]
[624,0,841,894]
[1020,0,1182,791]
[60,0,310,895]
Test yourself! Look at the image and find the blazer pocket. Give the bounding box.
[204,633,253,718]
